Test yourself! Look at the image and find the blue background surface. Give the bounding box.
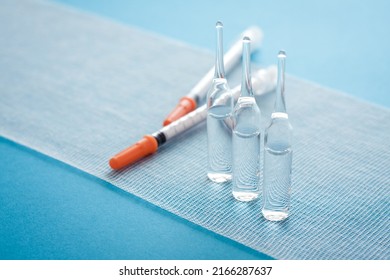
[55,0,390,107]
[1,0,389,259]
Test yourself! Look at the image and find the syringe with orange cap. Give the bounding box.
[162,26,263,126]
[109,66,277,170]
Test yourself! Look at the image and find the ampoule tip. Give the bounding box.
[216,21,223,28]
[242,36,251,43]
[278,50,287,58]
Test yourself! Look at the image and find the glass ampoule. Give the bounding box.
[207,21,234,183]
[232,37,262,201]
[262,50,293,221]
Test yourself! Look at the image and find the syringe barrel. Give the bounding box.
[159,105,207,141]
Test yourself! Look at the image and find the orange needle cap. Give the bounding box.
[163,97,197,126]
[109,135,158,170]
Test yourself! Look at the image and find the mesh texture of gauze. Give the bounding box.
[1,0,389,259]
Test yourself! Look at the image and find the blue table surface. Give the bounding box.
[1,0,389,259]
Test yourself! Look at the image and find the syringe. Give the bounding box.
[162,26,263,126]
[109,66,277,170]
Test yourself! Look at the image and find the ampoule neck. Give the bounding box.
[240,37,254,98]
[214,22,225,79]
[274,51,287,114]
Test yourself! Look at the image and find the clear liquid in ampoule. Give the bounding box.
[232,99,261,201]
[262,116,292,221]
[232,129,261,201]
[207,103,232,183]
[262,149,292,220]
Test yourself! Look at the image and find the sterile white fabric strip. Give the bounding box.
[0,0,389,259]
